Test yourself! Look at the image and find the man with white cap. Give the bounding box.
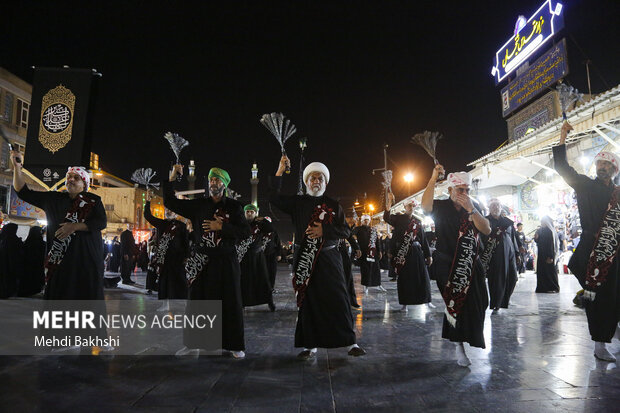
[480,198,519,313]
[352,213,384,293]
[11,151,107,300]
[421,164,491,367]
[270,155,365,359]
[554,121,620,362]
[384,194,432,310]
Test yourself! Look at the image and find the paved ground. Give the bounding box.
[0,265,618,412]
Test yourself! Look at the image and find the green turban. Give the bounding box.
[244,204,258,212]
[208,167,231,187]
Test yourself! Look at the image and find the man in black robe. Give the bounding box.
[263,220,282,292]
[515,223,527,275]
[166,165,250,359]
[384,195,432,311]
[270,156,365,359]
[339,225,362,308]
[12,153,107,301]
[120,225,137,285]
[144,190,189,308]
[238,204,276,311]
[482,199,518,313]
[353,214,385,293]
[422,166,491,367]
[553,121,620,362]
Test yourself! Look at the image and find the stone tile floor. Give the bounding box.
[0,265,618,412]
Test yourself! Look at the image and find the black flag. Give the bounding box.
[25,67,99,186]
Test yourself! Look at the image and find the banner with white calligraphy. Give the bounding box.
[25,67,99,186]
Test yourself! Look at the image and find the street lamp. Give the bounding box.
[404,173,414,183]
[368,203,375,212]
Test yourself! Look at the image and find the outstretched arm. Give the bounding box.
[421,164,444,214]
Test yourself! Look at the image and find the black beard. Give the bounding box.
[597,169,612,180]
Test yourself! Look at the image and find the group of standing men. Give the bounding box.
[4,118,619,363]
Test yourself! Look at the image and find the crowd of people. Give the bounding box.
[0,120,618,364]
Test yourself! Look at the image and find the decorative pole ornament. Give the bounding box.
[164,131,189,181]
[131,168,160,190]
[411,130,444,180]
[557,83,584,121]
[298,137,308,195]
[0,126,21,164]
[260,112,297,174]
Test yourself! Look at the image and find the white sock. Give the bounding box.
[347,344,359,351]
[594,342,616,361]
[456,342,471,367]
[304,347,317,353]
[427,302,436,309]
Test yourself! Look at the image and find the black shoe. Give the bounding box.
[351,303,361,309]
[268,301,276,312]
[348,346,366,357]
[122,280,136,285]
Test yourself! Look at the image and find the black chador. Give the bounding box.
[534,223,559,293]
[338,227,361,307]
[144,201,189,299]
[481,213,518,310]
[164,172,250,353]
[0,223,24,298]
[553,142,620,345]
[269,173,358,351]
[264,226,281,290]
[16,185,106,300]
[353,221,383,288]
[19,226,46,297]
[383,210,432,305]
[237,211,275,310]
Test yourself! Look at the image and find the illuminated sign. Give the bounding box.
[501,39,568,117]
[491,0,564,84]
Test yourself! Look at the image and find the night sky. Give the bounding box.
[3,0,619,221]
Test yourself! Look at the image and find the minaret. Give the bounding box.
[251,163,259,207]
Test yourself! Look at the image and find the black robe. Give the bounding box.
[144,201,189,299]
[164,181,250,351]
[553,144,620,342]
[483,215,518,309]
[270,176,356,349]
[264,229,281,289]
[430,199,488,349]
[120,229,136,282]
[353,225,383,287]
[110,241,121,272]
[383,211,431,305]
[339,229,360,306]
[515,230,527,274]
[16,185,106,300]
[0,224,24,298]
[19,227,46,296]
[239,218,274,307]
[534,227,560,293]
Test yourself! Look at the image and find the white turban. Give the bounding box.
[594,151,620,175]
[303,162,330,184]
[447,172,472,188]
[67,166,91,191]
[361,214,371,221]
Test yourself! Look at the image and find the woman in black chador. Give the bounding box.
[383,195,432,310]
[353,214,384,293]
[270,156,365,359]
[534,216,560,293]
[11,151,106,301]
[0,223,25,298]
[144,191,189,305]
[18,225,46,297]
[238,204,276,311]
[481,199,519,312]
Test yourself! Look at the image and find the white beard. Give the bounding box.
[306,185,325,197]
